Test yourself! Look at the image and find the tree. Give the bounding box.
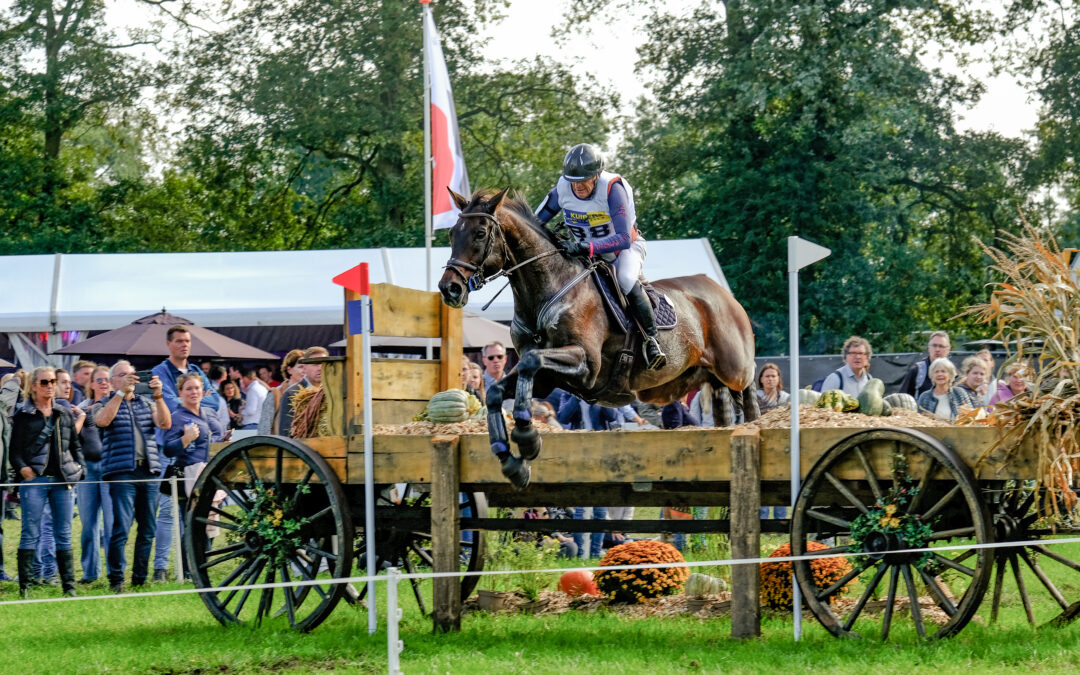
[0,0,185,253]
[609,0,1036,353]
[169,0,616,251]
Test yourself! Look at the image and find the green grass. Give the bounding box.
[2,513,1080,673]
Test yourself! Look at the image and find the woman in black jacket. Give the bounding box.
[9,366,84,597]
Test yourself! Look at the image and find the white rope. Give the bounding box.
[3,534,1079,607]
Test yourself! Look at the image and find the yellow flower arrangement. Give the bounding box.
[594,540,689,604]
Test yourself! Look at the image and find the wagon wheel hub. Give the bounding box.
[993,513,1025,541]
[862,531,917,564]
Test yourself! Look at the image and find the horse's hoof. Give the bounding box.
[500,455,531,490]
[511,425,542,461]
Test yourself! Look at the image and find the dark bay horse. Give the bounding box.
[439,188,759,488]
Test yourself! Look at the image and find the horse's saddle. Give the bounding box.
[591,265,678,334]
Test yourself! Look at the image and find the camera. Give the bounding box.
[136,370,153,383]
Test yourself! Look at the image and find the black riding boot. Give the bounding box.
[17,549,35,597]
[57,549,77,597]
[627,282,667,370]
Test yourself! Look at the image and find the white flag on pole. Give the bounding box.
[425,9,470,229]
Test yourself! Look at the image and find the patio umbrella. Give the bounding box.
[330,311,512,350]
[52,311,277,359]
[0,357,13,368]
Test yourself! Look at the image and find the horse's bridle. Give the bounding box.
[443,209,561,293]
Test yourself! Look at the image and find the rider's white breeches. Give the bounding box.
[615,238,647,293]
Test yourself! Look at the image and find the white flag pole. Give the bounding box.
[787,235,831,641]
[422,0,434,359]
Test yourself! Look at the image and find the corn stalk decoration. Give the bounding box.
[958,224,1080,517]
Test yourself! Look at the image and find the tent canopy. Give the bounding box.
[0,240,728,332]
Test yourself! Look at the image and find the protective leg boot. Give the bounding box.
[627,283,667,370]
[17,549,35,597]
[57,549,77,597]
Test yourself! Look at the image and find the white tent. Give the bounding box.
[0,239,728,333]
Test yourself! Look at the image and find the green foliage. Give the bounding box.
[230,480,312,568]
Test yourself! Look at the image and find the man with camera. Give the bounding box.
[92,360,171,593]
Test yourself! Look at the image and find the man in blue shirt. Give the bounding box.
[149,325,223,582]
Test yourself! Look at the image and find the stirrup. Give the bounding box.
[643,336,667,370]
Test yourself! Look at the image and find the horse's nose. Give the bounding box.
[440,279,464,306]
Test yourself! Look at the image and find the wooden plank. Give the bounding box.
[370,283,442,338]
[371,359,440,401]
[322,360,346,437]
[439,300,463,391]
[430,435,462,633]
[730,428,761,639]
[214,455,346,485]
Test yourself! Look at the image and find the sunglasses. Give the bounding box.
[38,378,57,386]
[94,377,109,383]
[486,354,505,361]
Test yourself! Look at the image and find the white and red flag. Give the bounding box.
[424,3,470,229]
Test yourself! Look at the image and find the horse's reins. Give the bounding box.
[443,210,562,310]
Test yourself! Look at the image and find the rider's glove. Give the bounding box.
[560,238,591,258]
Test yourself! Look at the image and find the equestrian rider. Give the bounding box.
[534,143,667,370]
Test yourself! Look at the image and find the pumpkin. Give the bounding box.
[881,400,893,416]
[864,377,886,397]
[426,389,474,423]
[558,569,600,597]
[857,388,884,416]
[817,389,858,412]
[883,393,918,412]
[798,389,821,406]
[685,572,726,596]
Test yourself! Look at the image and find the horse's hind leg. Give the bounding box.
[741,386,760,422]
[714,387,735,426]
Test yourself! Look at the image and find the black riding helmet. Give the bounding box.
[562,143,604,183]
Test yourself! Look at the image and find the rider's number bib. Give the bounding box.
[566,211,612,241]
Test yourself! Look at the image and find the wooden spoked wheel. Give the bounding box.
[185,436,353,632]
[792,428,993,639]
[987,481,1080,627]
[352,484,487,615]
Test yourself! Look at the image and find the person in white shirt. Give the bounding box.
[238,369,269,429]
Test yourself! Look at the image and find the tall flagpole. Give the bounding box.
[422,0,434,359]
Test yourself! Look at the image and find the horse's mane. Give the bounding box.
[467,189,562,249]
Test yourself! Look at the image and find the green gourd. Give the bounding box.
[427,389,472,423]
[857,387,884,416]
[817,389,858,412]
[685,572,725,596]
[883,393,918,412]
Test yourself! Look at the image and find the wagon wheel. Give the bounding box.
[352,484,486,614]
[792,428,993,640]
[185,435,353,632]
[986,481,1080,627]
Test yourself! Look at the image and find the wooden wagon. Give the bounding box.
[189,283,1080,639]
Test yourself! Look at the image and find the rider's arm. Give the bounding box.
[588,180,633,256]
[534,188,561,225]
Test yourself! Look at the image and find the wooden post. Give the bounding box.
[439,300,463,391]
[730,427,761,639]
[430,434,462,633]
[344,288,365,432]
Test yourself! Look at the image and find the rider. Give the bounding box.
[534,143,667,370]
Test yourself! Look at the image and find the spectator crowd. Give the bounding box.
[0,326,329,597]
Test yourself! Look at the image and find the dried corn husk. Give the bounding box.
[290,386,329,438]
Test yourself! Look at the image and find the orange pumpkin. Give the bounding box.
[558,569,599,597]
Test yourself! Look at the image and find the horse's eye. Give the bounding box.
[474,229,486,241]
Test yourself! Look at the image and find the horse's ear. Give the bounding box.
[447,188,470,211]
[490,187,511,211]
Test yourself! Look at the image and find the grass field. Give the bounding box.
[2,514,1080,673]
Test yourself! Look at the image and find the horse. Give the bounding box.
[438,188,759,488]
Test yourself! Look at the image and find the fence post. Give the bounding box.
[731,427,761,638]
[430,434,462,633]
[171,474,183,584]
[387,566,404,675]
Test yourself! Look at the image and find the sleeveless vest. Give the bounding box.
[555,171,637,244]
[98,393,163,477]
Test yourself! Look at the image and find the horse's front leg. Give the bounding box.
[510,345,590,462]
[485,368,532,489]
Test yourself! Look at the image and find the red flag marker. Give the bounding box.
[332,263,370,295]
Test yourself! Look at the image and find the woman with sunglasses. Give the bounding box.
[9,366,85,597]
[75,365,114,584]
